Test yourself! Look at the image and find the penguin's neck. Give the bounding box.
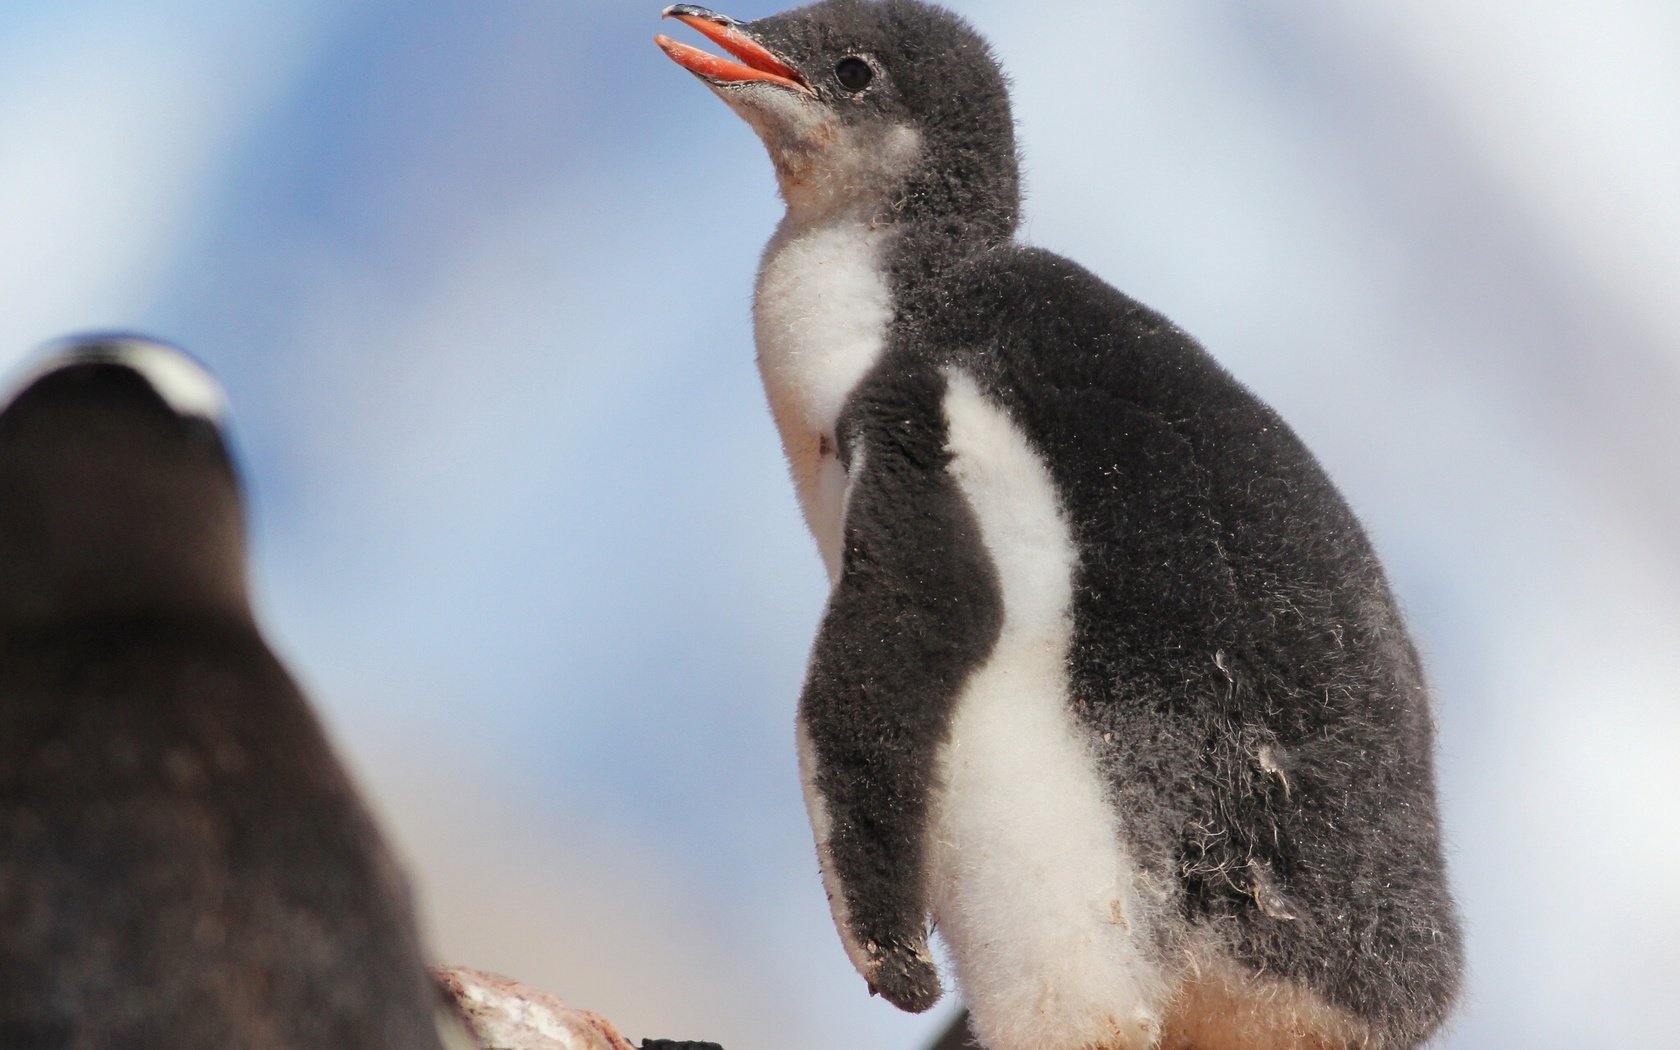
[753,204,900,579]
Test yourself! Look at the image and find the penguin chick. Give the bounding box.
[0,337,470,1050]
[657,4,1462,1050]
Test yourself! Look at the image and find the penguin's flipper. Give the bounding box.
[797,372,1004,1013]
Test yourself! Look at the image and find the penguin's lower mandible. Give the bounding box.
[657,4,1464,1049]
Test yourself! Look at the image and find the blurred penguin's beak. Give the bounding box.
[655,5,812,94]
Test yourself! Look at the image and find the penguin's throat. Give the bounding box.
[763,122,923,225]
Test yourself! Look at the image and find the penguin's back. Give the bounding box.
[882,244,1461,1042]
[0,613,447,1050]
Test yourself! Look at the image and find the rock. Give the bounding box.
[435,967,638,1050]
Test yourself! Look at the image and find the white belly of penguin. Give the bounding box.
[932,370,1169,1050]
[753,213,894,581]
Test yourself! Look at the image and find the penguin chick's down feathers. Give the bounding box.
[658,3,1463,1050]
[0,338,465,1050]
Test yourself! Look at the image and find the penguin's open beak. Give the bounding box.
[655,5,812,94]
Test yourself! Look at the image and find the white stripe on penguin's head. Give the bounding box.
[12,335,229,423]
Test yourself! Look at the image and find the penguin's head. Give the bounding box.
[656,0,1018,236]
[0,336,248,624]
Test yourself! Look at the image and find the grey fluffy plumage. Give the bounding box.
[660,4,1462,1047]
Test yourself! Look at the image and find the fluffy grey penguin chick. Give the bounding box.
[0,338,472,1050]
[657,3,1462,1049]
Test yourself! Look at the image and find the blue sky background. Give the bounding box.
[3,1,1678,1046]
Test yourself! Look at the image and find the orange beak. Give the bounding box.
[655,5,812,94]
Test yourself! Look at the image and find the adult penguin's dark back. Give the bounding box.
[658,3,1462,1049]
[0,339,465,1049]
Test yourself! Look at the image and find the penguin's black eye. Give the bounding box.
[834,56,873,92]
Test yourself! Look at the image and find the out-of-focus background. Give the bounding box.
[3,1,1677,1046]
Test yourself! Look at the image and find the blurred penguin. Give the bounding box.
[0,337,472,1050]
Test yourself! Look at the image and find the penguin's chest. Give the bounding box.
[929,371,1171,1049]
[753,217,894,580]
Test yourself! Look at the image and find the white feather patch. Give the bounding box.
[14,336,228,422]
[754,213,894,581]
[930,368,1169,1050]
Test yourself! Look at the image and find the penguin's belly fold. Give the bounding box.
[931,370,1170,1050]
